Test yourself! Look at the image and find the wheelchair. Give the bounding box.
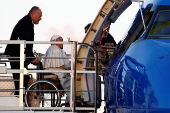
[25,63,66,108]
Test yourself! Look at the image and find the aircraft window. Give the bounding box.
[111,13,152,59]
[133,13,152,41]
[122,13,152,51]
[150,11,170,35]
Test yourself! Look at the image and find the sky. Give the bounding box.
[0,0,140,112]
[0,0,106,54]
[0,0,139,54]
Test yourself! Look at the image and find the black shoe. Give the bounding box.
[14,92,19,95]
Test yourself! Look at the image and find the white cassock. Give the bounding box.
[42,45,71,103]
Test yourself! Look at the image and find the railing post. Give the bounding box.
[73,41,77,112]
[95,48,98,113]
[70,41,74,110]
[19,41,25,107]
[70,41,77,112]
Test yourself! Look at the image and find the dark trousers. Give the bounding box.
[10,59,30,95]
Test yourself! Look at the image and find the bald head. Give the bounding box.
[29,6,42,24]
[29,6,39,15]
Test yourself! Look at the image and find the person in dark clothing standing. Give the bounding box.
[84,23,117,46]
[4,6,42,95]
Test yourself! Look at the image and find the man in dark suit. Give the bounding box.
[4,6,42,95]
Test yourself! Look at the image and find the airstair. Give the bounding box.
[0,40,103,113]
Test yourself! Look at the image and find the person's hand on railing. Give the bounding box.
[31,59,39,65]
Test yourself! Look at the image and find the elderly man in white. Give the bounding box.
[42,35,71,104]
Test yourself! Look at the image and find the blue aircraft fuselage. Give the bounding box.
[105,0,170,113]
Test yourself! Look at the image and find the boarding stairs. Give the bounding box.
[0,40,102,113]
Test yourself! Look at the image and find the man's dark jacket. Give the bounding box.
[4,15,35,64]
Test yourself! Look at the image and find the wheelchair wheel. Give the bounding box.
[25,80,61,108]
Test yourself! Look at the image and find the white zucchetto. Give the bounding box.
[50,35,61,41]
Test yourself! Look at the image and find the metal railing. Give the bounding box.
[0,40,98,112]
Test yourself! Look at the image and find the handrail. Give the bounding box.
[0,40,99,112]
[78,43,98,113]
